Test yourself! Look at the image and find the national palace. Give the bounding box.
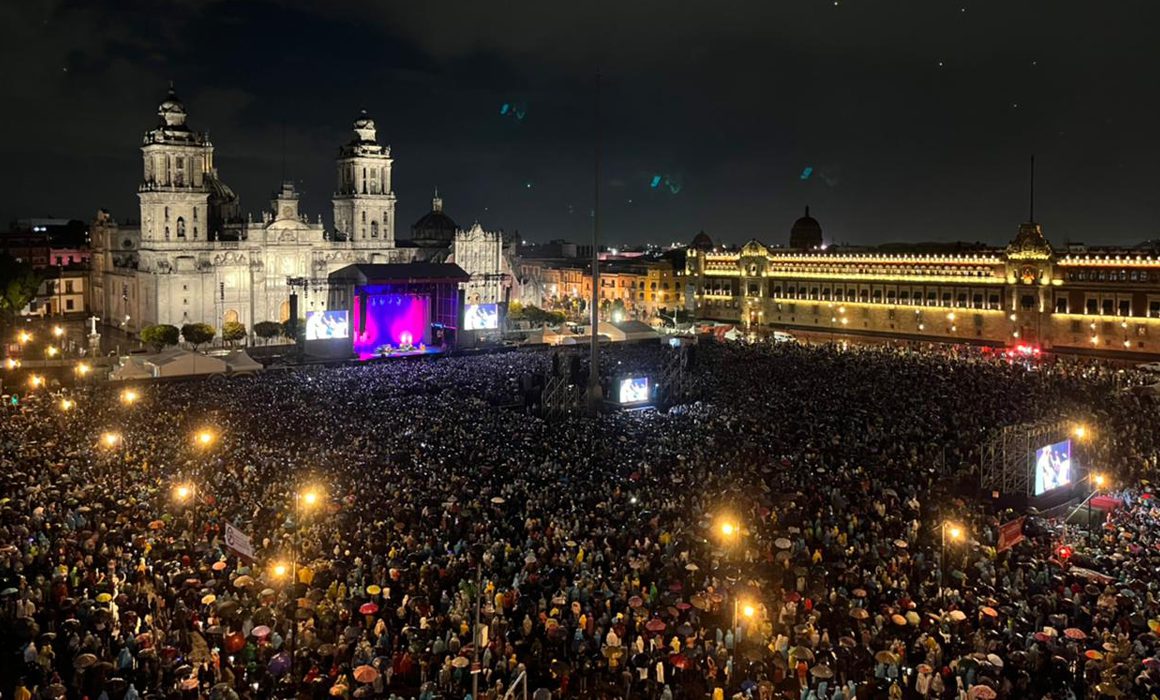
[685,209,1160,356]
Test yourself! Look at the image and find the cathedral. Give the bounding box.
[90,86,514,339]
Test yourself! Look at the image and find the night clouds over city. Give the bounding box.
[2,0,1159,246]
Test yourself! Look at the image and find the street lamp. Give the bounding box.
[194,430,216,447]
[120,388,139,405]
[939,522,964,607]
[53,325,64,339]
[1073,424,1089,441]
[1088,473,1107,542]
[285,486,323,686]
[29,375,44,389]
[59,398,75,412]
[75,362,90,378]
[18,330,32,345]
[101,432,121,448]
[174,483,195,502]
[728,599,756,677]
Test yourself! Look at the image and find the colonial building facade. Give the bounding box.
[90,88,506,338]
[686,214,1160,356]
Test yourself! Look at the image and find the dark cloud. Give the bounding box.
[1,0,1158,246]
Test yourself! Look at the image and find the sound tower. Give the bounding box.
[569,355,583,385]
[288,293,299,336]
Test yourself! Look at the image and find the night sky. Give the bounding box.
[3,1,1159,248]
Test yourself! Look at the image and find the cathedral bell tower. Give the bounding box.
[138,85,213,246]
[332,111,396,247]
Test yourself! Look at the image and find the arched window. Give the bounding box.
[279,301,291,322]
[164,206,170,220]
[361,211,366,223]
[371,221,379,238]
[164,226,170,240]
[177,217,186,238]
[224,309,239,325]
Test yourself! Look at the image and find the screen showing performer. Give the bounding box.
[1033,439,1072,495]
[464,304,499,331]
[618,376,650,404]
[306,310,350,340]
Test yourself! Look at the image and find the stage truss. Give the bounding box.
[978,418,1075,496]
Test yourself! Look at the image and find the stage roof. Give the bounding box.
[329,263,470,285]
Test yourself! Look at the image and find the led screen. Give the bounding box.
[306,310,349,340]
[618,376,650,404]
[1033,439,1072,495]
[465,304,499,331]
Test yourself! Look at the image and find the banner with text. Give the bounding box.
[997,516,1026,553]
[225,522,255,560]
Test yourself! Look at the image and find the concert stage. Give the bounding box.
[327,263,470,361]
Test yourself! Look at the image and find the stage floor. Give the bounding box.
[357,346,445,362]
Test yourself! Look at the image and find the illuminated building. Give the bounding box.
[686,212,1160,355]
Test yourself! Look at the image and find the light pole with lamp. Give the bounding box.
[1087,473,1106,542]
[939,522,964,608]
[285,487,321,688]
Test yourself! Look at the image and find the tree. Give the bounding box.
[181,323,216,351]
[611,299,627,319]
[140,324,180,352]
[0,254,41,343]
[222,321,247,347]
[281,318,306,342]
[253,321,282,344]
[507,300,525,320]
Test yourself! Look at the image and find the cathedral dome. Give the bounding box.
[157,85,188,129]
[690,230,714,251]
[789,206,823,250]
[411,193,459,247]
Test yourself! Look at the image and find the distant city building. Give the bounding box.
[687,214,1160,355]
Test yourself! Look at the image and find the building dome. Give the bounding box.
[352,111,377,144]
[157,85,188,129]
[410,191,458,247]
[690,230,714,251]
[789,206,823,250]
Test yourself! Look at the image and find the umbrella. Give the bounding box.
[905,611,921,625]
[838,636,856,648]
[874,651,899,665]
[668,653,691,670]
[96,593,112,603]
[267,652,292,676]
[646,619,666,633]
[212,561,227,571]
[1085,649,1105,660]
[490,496,505,504]
[451,656,470,668]
[366,585,381,596]
[233,576,254,589]
[1092,684,1123,698]
[968,685,998,700]
[329,685,349,697]
[948,610,967,622]
[789,646,814,661]
[849,608,869,620]
[685,563,699,571]
[980,606,998,618]
[629,596,644,609]
[149,520,165,530]
[251,625,271,638]
[359,602,379,615]
[986,654,1003,668]
[917,663,933,674]
[353,665,379,683]
[893,539,908,549]
[75,653,98,669]
[1064,628,1087,640]
[810,665,834,679]
[891,614,907,626]
[201,594,216,605]
[775,538,791,550]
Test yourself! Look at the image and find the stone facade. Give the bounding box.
[686,220,1160,356]
[91,88,414,338]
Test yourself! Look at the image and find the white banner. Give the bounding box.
[224,522,255,560]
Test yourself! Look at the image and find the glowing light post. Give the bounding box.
[75,362,92,383]
[939,522,964,608]
[52,325,64,355]
[1087,472,1106,543]
[587,70,603,412]
[286,487,321,686]
[732,599,756,668]
[100,432,124,490]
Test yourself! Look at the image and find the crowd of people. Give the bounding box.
[2,340,1160,700]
